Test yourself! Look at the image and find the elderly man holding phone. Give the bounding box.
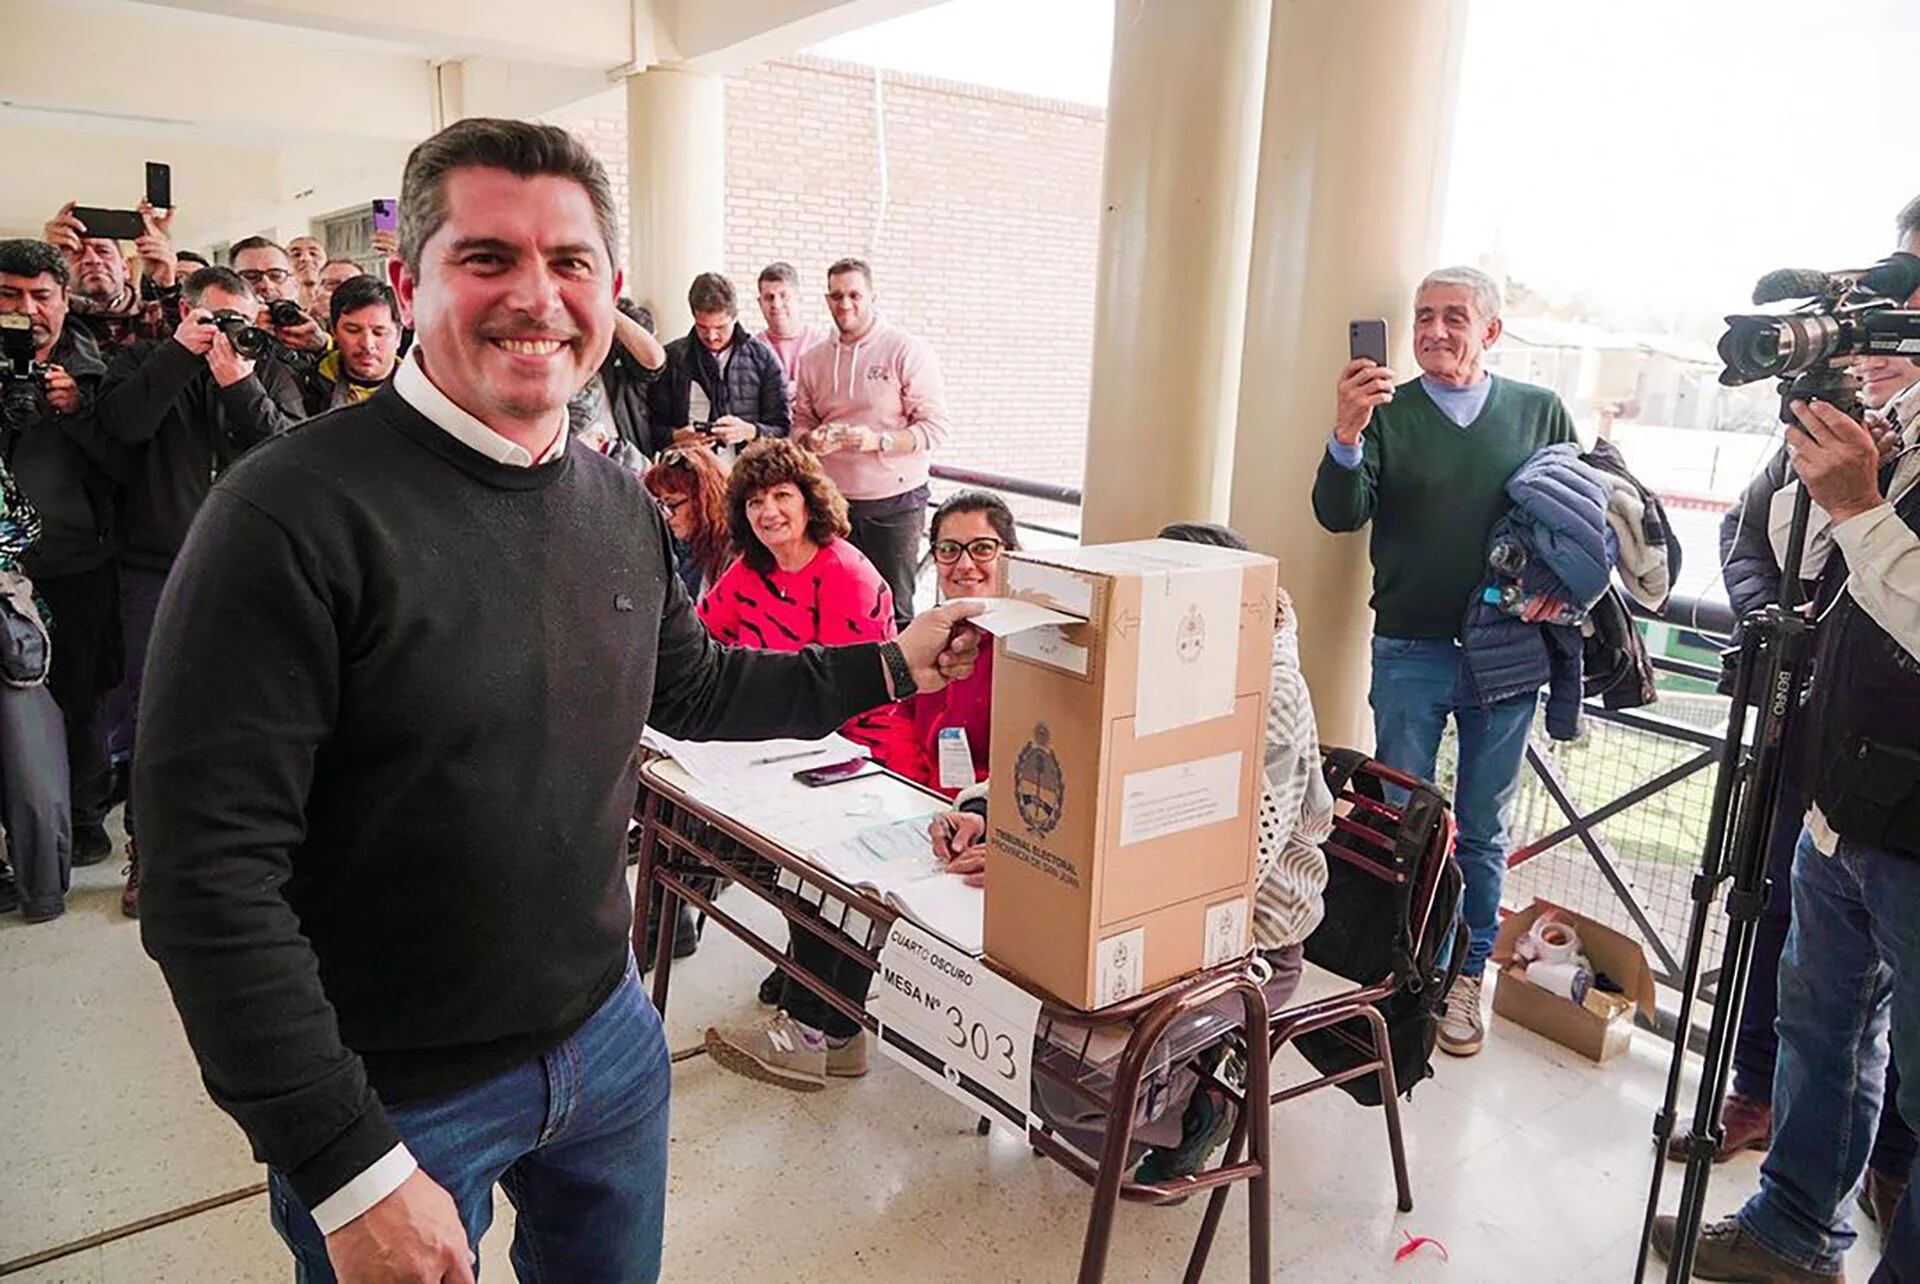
[1311,265,1578,1059]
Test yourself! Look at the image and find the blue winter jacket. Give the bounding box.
[1458,446,1618,740]
[1504,443,1617,608]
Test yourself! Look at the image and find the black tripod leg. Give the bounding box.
[1665,607,1813,1283]
[1634,627,1760,1283]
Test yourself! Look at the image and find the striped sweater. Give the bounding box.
[1253,597,1332,950]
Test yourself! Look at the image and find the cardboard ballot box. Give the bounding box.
[982,540,1278,1010]
[1492,899,1656,1063]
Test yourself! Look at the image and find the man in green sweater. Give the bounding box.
[1312,266,1576,1058]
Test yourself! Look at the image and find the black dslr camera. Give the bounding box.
[206,309,273,359]
[1717,252,1920,421]
[266,299,307,330]
[1,313,49,430]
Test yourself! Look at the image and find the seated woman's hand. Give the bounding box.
[928,811,988,887]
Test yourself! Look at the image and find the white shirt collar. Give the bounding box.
[393,348,567,467]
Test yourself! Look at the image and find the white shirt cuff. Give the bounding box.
[309,1142,418,1236]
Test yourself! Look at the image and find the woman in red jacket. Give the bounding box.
[700,440,920,1092]
[904,490,1017,795]
[696,439,919,773]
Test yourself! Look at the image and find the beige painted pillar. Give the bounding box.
[625,65,726,340]
[1228,0,1470,748]
[1077,0,1270,543]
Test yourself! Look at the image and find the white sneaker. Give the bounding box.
[1437,973,1485,1057]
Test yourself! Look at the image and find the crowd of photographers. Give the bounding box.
[0,203,412,922]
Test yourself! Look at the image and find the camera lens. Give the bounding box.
[268,300,306,329]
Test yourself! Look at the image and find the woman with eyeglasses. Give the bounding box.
[642,446,731,602]
[699,439,923,1092]
[901,490,1017,796]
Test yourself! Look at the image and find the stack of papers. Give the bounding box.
[812,816,984,954]
[641,728,866,790]
[640,739,986,955]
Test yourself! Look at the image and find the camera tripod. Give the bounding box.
[1634,381,1839,1281]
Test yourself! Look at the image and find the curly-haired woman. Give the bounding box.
[698,438,921,1091]
[642,446,732,601]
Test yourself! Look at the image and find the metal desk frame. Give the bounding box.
[631,761,1275,1283]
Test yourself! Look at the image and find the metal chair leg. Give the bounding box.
[1363,1006,1413,1212]
[1183,1113,1248,1283]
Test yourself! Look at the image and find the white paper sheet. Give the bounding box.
[1003,624,1091,676]
[1134,564,1242,737]
[949,596,1086,636]
[1006,559,1097,617]
[1095,926,1146,1006]
[1203,897,1250,967]
[1119,751,1243,847]
[884,875,985,956]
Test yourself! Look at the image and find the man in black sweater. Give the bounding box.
[137,119,980,1284]
[100,264,304,916]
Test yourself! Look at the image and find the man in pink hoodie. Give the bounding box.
[793,257,950,630]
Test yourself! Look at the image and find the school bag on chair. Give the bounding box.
[1292,748,1465,1106]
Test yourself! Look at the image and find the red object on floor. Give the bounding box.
[1395,1231,1450,1264]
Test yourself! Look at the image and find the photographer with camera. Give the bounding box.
[1652,227,1920,1284]
[302,275,402,413]
[1670,206,1920,1234]
[0,239,124,870]
[43,199,180,353]
[97,264,305,917]
[230,236,328,364]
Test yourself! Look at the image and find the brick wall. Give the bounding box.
[561,55,1105,496]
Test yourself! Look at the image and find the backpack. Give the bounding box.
[1292,749,1465,1106]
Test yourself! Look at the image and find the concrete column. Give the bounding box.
[1228,0,1469,747]
[1077,0,1270,544]
[624,65,726,339]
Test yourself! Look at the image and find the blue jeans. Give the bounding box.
[1738,830,1920,1282]
[1368,637,1537,979]
[269,958,671,1283]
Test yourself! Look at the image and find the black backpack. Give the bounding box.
[1292,749,1465,1106]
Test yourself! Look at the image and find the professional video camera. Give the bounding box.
[1717,251,1920,420]
[0,313,49,430]
[206,309,273,359]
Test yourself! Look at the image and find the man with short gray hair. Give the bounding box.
[1312,264,1577,1059]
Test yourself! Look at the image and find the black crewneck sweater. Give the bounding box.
[136,387,891,1208]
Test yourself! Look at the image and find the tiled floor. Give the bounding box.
[0,843,1894,1282]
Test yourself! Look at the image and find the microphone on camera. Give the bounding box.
[1751,268,1834,305]
[1752,253,1920,306]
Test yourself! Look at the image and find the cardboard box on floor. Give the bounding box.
[982,540,1278,1010]
[1492,898,1657,1063]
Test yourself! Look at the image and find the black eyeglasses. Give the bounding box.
[237,268,292,286]
[657,496,689,516]
[931,537,1004,565]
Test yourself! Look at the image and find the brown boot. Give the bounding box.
[1859,1166,1907,1233]
[1650,1214,1844,1282]
[120,838,140,919]
[1664,1093,1771,1162]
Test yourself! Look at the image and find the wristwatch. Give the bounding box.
[878,431,895,454]
[879,640,918,698]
